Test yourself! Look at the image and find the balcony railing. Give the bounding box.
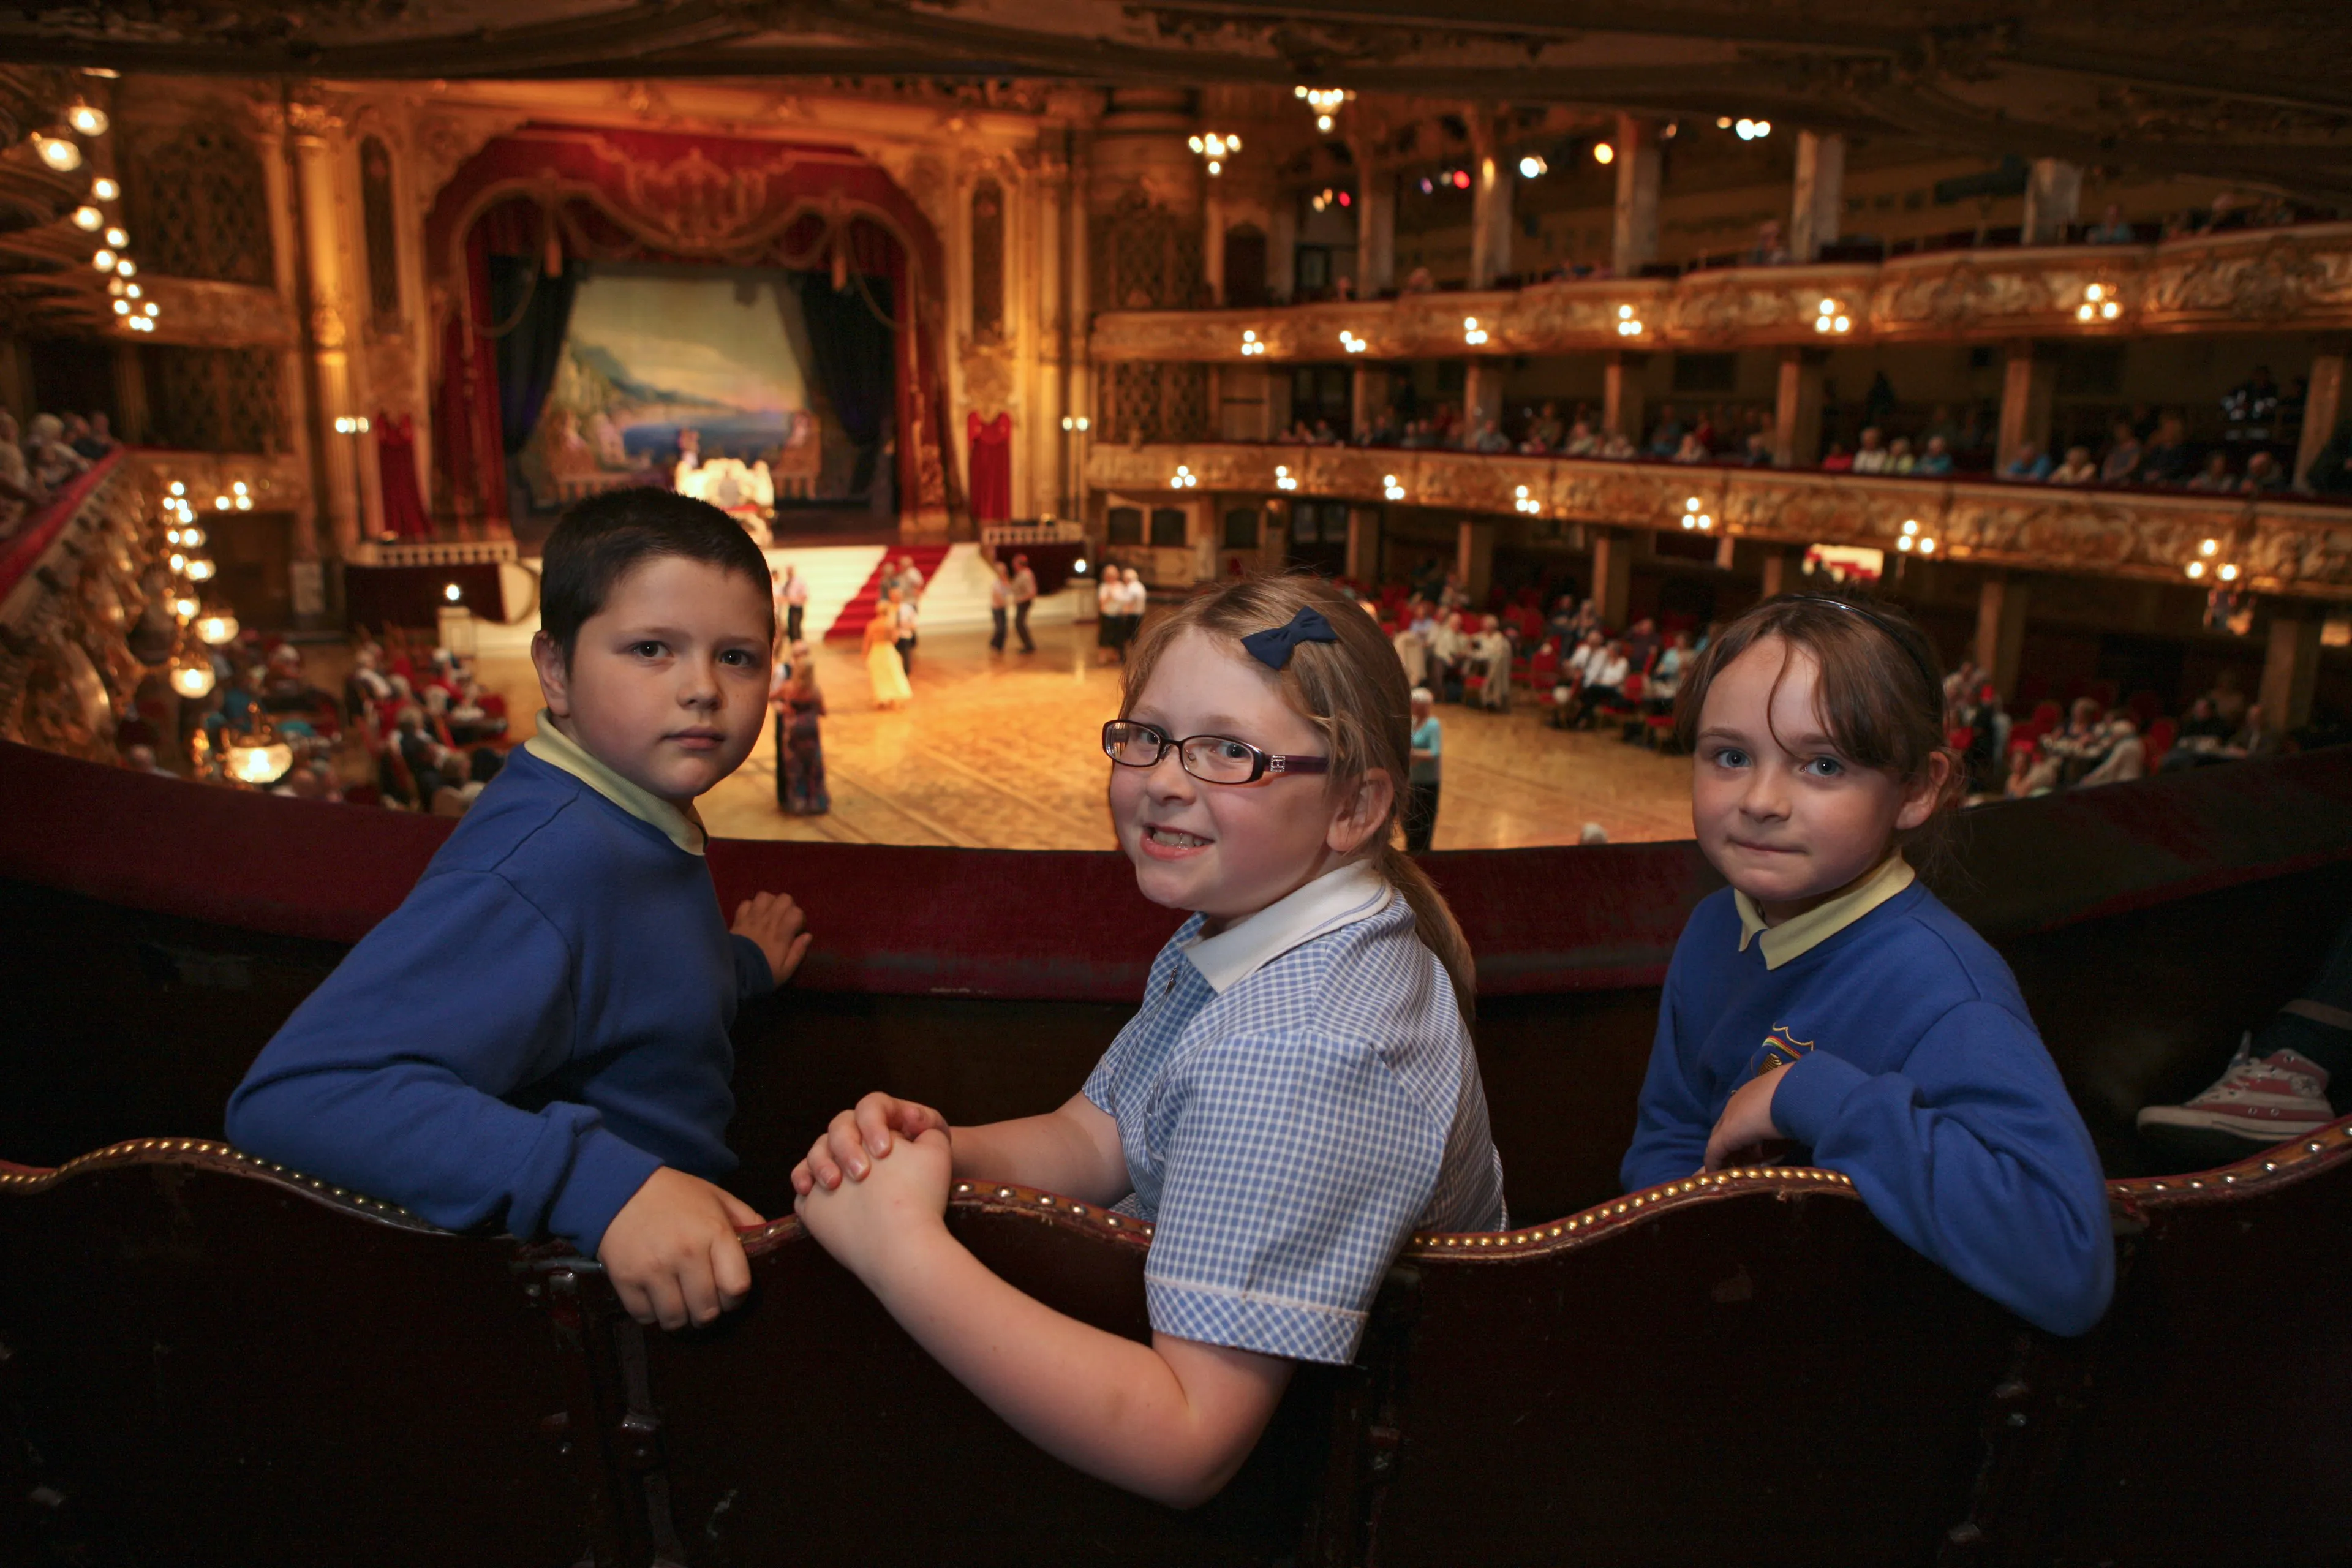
[1090,223,2352,363]
[1085,442,2352,604]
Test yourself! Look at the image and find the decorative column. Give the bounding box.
[1468,107,1513,289]
[1202,184,1226,306]
[1457,520,1495,603]
[1611,115,1664,279]
[1789,132,1845,263]
[1346,507,1381,584]
[1350,364,1389,442]
[1773,348,1826,467]
[1464,363,1505,434]
[2022,159,2082,246]
[2294,338,2346,489]
[1351,133,1396,295]
[1973,572,2032,701]
[1603,353,1648,444]
[288,99,364,558]
[1591,527,1634,627]
[247,101,323,616]
[2260,612,2322,731]
[1757,545,1802,599]
[1997,342,2057,467]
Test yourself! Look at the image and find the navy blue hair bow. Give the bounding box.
[1241,606,1341,670]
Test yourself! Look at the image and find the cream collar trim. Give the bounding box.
[1183,859,1392,993]
[1734,854,1914,970]
[524,709,707,856]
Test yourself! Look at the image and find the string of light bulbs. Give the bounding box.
[37,71,159,334]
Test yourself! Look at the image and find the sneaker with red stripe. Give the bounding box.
[2138,1036,2334,1159]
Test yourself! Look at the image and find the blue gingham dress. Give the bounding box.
[1082,870,1507,1365]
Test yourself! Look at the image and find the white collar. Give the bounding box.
[1183,859,1393,993]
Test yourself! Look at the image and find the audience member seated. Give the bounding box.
[1645,404,1685,459]
[1888,436,1919,475]
[1599,429,1637,460]
[1670,432,1708,465]
[1850,427,1893,473]
[1744,219,1792,266]
[2048,445,2099,486]
[1524,402,1566,452]
[2241,451,2286,493]
[1820,440,1854,472]
[1915,435,1955,476]
[1564,420,1599,457]
[2223,366,2282,444]
[1403,265,1436,294]
[2185,452,2234,492]
[2136,416,2191,484]
[2098,421,2143,483]
[1468,418,1512,454]
[23,413,89,491]
[69,413,115,461]
[2086,203,2138,244]
[2076,718,2146,786]
[1743,431,1773,466]
[2001,442,2054,481]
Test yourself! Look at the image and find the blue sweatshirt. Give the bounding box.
[225,745,772,1253]
[1620,867,2114,1336]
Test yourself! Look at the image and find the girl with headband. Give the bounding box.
[1620,590,2113,1336]
[792,574,1506,1504]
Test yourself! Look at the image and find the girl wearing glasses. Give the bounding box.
[791,575,1506,1506]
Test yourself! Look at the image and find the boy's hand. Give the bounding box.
[791,1091,951,1196]
[1703,1063,1791,1173]
[793,1128,954,1284]
[598,1167,765,1330]
[733,891,811,987]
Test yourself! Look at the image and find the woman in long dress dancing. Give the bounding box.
[864,598,912,709]
[781,653,831,814]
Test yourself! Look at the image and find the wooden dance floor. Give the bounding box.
[478,620,1695,851]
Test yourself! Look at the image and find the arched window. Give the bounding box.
[360,135,402,328]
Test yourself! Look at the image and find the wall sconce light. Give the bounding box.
[1679,496,1714,532]
[1814,298,1852,334]
[32,133,81,173]
[1340,330,1367,354]
[1382,473,1406,501]
[1295,86,1352,135]
[1240,330,1266,356]
[1188,130,1239,177]
[1061,415,1090,432]
[72,205,101,231]
[1275,465,1298,492]
[197,609,240,646]
[1169,464,1198,490]
[1616,304,1645,337]
[170,649,217,700]
[2076,283,2122,323]
[1895,518,1937,554]
[1518,155,1548,179]
[91,175,118,200]
[1514,484,1540,514]
[1734,118,1772,140]
[66,102,108,137]
[1463,315,1488,346]
[1593,143,1615,165]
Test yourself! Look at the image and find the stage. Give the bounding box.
[466,620,1698,851]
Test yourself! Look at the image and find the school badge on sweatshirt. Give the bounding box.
[1749,1024,1817,1080]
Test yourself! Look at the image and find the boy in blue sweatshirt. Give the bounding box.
[228,491,811,1331]
[1620,594,2113,1337]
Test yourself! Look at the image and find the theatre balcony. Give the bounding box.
[1085,442,2352,606]
[1088,222,2352,364]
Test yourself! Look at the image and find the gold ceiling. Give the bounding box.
[1,2,2347,200]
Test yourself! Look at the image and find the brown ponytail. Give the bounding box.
[1123,574,1477,1023]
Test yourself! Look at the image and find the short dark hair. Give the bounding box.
[540,488,772,665]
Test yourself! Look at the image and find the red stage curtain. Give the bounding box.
[373,412,432,540]
[967,412,1012,522]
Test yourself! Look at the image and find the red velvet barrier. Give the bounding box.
[4,739,2350,1005]
[0,449,123,602]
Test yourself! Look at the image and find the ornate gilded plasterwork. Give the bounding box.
[1085,443,2352,603]
[134,277,295,349]
[1090,224,2352,364]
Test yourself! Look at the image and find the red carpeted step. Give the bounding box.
[823,545,952,641]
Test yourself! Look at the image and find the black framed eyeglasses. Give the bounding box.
[1102,720,1330,785]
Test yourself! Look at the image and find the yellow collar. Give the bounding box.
[524,710,707,856]
[1734,854,1914,970]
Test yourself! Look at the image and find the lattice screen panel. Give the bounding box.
[129,125,273,285]
[970,177,1005,345]
[1091,193,1202,312]
[145,347,285,454]
[1104,361,1209,445]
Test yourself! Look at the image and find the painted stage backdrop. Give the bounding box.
[521,270,831,511]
